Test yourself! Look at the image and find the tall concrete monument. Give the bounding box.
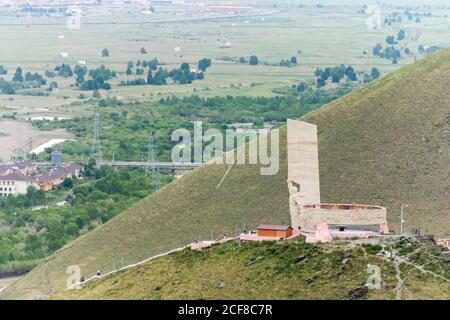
[286,119,389,243]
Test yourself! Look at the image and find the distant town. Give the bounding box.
[0,0,255,15]
[0,155,83,197]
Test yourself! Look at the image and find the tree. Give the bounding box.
[386,35,396,45]
[146,70,153,84]
[296,81,308,92]
[140,47,147,54]
[62,178,74,189]
[0,65,7,75]
[316,78,325,88]
[331,73,340,83]
[74,65,87,84]
[314,68,323,77]
[371,67,381,79]
[180,62,190,72]
[152,67,168,85]
[198,58,212,72]
[102,48,110,57]
[65,222,79,237]
[290,56,298,65]
[373,43,383,56]
[249,55,259,66]
[397,29,406,41]
[1,82,15,94]
[345,66,357,81]
[13,67,23,82]
[418,45,425,54]
[48,81,58,91]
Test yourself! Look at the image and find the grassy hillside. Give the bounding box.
[54,238,449,300]
[2,48,450,300]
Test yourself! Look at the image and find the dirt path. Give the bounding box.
[0,276,21,294]
[0,120,72,162]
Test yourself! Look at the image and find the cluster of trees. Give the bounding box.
[126,58,160,76]
[383,10,430,26]
[418,44,442,56]
[373,43,401,64]
[404,9,431,23]
[198,58,212,72]
[79,65,116,91]
[0,67,48,94]
[24,72,46,85]
[0,186,46,212]
[55,64,73,78]
[314,65,359,87]
[121,59,211,87]
[170,62,203,84]
[383,15,403,26]
[386,29,406,46]
[0,166,169,276]
[226,55,298,68]
[279,56,297,67]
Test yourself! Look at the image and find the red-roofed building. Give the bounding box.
[36,163,83,191]
[257,224,293,238]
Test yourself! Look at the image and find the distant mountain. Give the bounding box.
[2,47,449,300]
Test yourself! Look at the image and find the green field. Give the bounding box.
[1,5,450,120]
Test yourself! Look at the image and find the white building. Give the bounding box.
[0,173,37,197]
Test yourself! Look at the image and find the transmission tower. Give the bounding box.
[90,113,103,161]
[146,132,161,191]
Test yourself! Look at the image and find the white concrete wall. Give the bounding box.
[287,119,321,205]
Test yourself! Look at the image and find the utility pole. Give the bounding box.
[400,204,408,235]
[90,113,103,162]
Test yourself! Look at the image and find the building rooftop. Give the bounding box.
[36,163,83,183]
[0,172,35,182]
[257,224,292,231]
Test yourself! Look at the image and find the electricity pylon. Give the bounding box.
[146,132,161,191]
[90,113,103,161]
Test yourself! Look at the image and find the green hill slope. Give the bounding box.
[54,239,449,300]
[2,48,450,300]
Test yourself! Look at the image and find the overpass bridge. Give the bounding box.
[34,161,202,171]
[96,161,202,171]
